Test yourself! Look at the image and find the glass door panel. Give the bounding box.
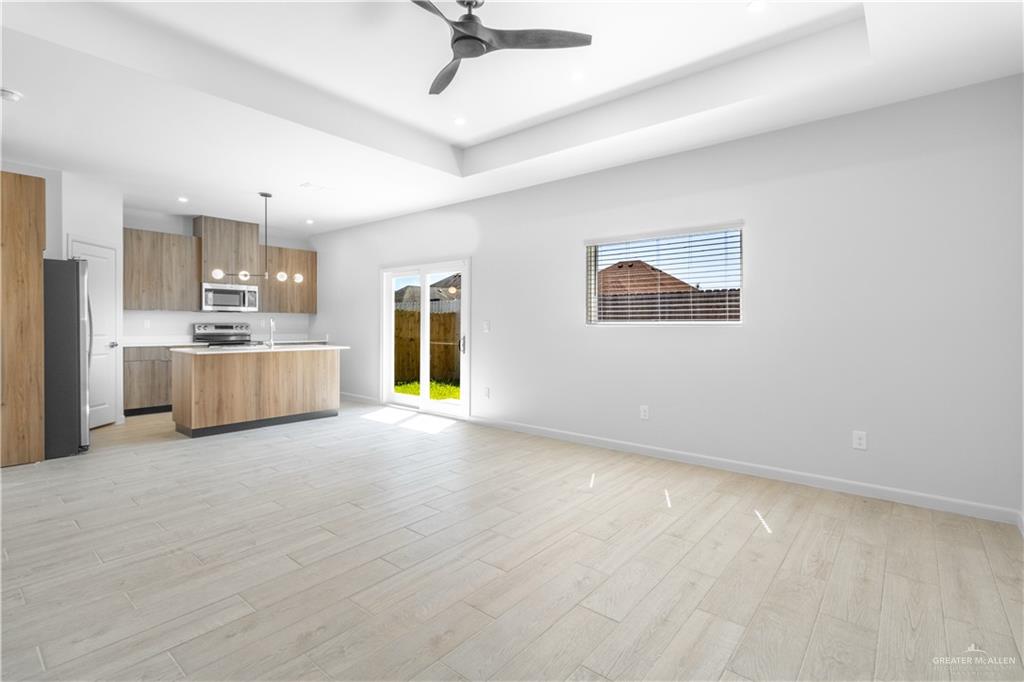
[389,273,421,407]
[427,271,462,408]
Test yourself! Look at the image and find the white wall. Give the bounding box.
[311,75,1023,524]
[123,207,192,236]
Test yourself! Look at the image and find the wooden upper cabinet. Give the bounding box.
[261,245,317,314]
[125,217,315,313]
[2,171,46,466]
[193,216,260,285]
[123,228,200,311]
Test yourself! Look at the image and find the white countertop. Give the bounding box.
[123,336,328,348]
[122,338,205,347]
[170,344,350,355]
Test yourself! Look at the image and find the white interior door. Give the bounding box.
[383,261,469,418]
[68,238,118,427]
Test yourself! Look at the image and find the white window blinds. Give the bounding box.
[586,227,742,323]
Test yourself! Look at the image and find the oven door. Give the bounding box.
[203,284,257,312]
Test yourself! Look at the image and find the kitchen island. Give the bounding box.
[170,344,348,437]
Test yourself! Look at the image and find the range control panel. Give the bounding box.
[193,323,250,334]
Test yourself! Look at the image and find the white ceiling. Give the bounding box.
[1,2,1021,236]
[111,1,862,145]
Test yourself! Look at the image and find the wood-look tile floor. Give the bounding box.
[2,404,1022,682]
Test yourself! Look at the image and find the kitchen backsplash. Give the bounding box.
[124,311,312,341]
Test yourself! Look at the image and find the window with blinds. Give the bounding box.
[586,227,742,324]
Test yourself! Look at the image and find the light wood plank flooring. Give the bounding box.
[2,404,1021,681]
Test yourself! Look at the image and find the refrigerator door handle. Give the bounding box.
[87,296,93,368]
[77,258,91,450]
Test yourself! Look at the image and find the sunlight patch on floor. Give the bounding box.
[361,406,417,424]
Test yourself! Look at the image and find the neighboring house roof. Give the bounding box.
[394,273,462,303]
[598,260,696,294]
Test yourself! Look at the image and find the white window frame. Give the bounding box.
[584,220,744,327]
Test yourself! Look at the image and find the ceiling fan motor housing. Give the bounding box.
[453,36,487,58]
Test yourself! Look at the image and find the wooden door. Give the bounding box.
[193,216,259,285]
[124,228,201,311]
[161,232,201,310]
[295,248,317,313]
[123,228,159,310]
[124,347,171,410]
[261,246,316,313]
[1,171,46,466]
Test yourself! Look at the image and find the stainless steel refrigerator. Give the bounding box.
[44,258,90,457]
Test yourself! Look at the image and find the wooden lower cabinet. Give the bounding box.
[124,347,172,413]
[2,171,46,467]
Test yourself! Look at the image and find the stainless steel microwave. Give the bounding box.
[202,282,259,312]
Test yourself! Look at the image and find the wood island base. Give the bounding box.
[170,345,344,438]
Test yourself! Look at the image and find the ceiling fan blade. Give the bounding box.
[429,58,462,94]
[484,28,592,50]
[411,0,451,25]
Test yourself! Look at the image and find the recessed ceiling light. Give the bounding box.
[305,219,314,225]
[571,70,585,82]
[177,196,189,203]
[454,116,467,126]
[747,0,767,13]
[1,88,23,102]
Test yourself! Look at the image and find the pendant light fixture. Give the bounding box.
[259,191,271,281]
[208,192,304,285]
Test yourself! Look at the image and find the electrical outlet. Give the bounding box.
[852,430,868,450]
[483,387,490,398]
[482,320,491,333]
[639,405,649,420]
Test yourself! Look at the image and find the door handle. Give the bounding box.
[87,297,93,368]
[460,335,466,354]
[109,341,119,348]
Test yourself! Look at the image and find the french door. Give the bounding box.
[383,260,469,418]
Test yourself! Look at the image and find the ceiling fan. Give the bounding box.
[412,0,592,94]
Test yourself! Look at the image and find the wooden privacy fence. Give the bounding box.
[394,310,460,384]
[597,289,741,321]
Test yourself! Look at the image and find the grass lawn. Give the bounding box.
[394,380,460,401]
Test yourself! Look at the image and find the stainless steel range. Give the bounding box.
[192,322,260,346]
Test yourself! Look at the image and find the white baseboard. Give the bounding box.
[340,392,380,405]
[469,415,1021,526]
